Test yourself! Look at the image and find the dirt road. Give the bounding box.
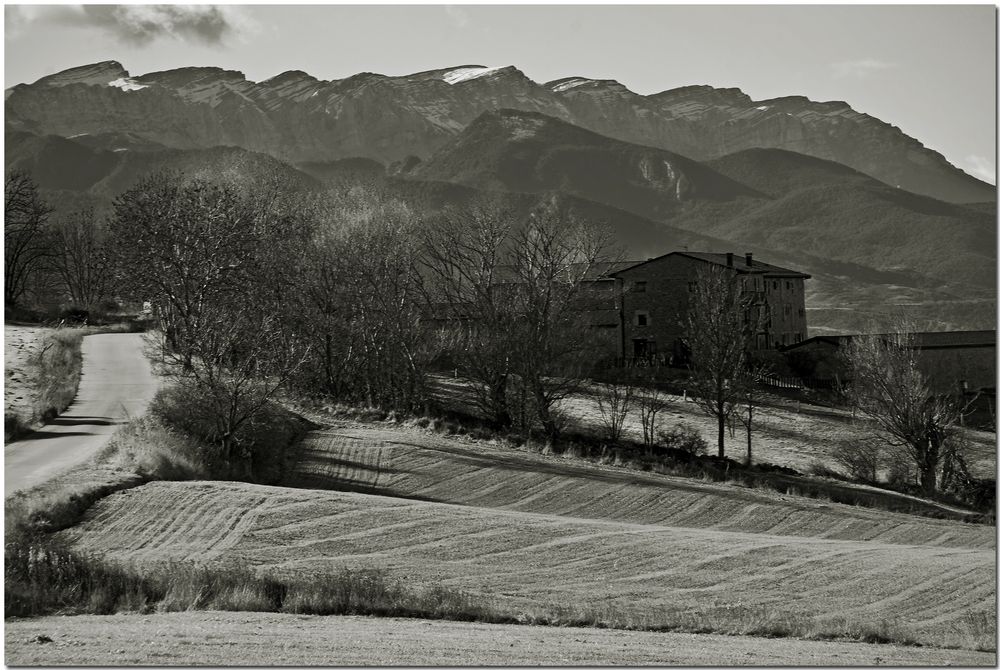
[5,612,994,666]
[4,333,158,495]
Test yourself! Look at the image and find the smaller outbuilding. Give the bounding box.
[782,330,997,395]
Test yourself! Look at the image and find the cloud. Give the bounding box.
[6,4,253,45]
[964,155,996,184]
[831,58,897,79]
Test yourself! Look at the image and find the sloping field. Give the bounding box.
[431,376,997,478]
[6,612,996,666]
[61,481,995,648]
[289,427,994,549]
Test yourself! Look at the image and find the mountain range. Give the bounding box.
[5,61,997,333]
[6,60,995,204]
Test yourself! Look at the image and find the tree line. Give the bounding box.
[5,168,983,500]
[4,170,622,461]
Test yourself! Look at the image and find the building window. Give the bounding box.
[795,333,802,343]
[773,280,778,290]
[798,308,805,318]
[784,304,791,316]
[635,311,649,327]
[634,280,647,293]
[786,281,793,291]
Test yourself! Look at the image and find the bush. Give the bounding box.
[59,307,90,324]
[831,440,882,482]
[149,386,311,484]
[5,413,32,443]
[886,457,916,488]
[103,415,206,481]
[657,422,708,456]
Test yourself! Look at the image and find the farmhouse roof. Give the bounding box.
[610,251,811,279]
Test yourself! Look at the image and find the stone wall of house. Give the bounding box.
[763,276,809,348]
[617,254,705,361]
[615,254,809,359]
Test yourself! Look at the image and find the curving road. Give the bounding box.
[5,333,159,495]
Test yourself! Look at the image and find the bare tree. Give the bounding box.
[596,373,635,442]
[685,265,758,458]
[109,172,265,368]
[5,171,53,307]
[297,188,434,412]
[423,196,616,437]
[507,203,617,438]
[47,207,111,309]
[843,328,961,496]
[109,170,313,471]
[421,198,520,428]
[635,372,671,453]
[168,310,308,473]
[736,361,770,465]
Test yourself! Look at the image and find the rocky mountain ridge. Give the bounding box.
[6,60,994,203]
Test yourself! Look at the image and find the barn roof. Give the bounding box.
[785,330,997,351]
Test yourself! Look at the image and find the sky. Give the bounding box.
[4,4,997,183]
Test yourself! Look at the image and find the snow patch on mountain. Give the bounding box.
[550,78,592,93]
[109,77,148,92]
[441,66,505,85]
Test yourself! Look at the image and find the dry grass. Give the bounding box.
[5,325,52,441]
[56,480,996,650]
[101,415,207,481]
[32,328,86,423]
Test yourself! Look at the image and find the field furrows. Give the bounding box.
[289,428,994,549]
[77,483,273,563]
[7,612,996,666]
[61,481,995,646]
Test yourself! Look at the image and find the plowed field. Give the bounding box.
[62,479,995,648]
[289,427,994,549]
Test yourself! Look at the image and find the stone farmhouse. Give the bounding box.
[583,251,811,362]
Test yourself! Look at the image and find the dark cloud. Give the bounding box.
[9,4,245,45]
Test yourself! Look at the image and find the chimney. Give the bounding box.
[745,252,753,267]
[726,252,734,267]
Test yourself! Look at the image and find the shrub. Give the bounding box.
[149,386,311,484]
[886,456,916,488]
[657,422,708,456]
[595,379,634,443]
[5,413,32,443]
[103,415,206,481]
[831,440,882,482]
[58,307,90,324]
